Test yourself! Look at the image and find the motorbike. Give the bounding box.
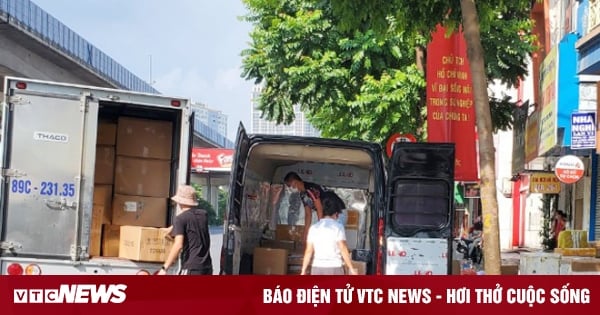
[456,232,484,267]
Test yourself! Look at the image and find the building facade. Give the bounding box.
[509,0,600,249]
[191,102,228,138]
[250,85,321,137]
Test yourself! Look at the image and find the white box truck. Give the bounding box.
[0,77,193,274]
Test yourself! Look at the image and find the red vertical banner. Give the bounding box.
[426,25,478,181]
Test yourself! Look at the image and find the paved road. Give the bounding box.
[209,225,224,274]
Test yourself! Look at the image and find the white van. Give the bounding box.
[220,124,456,275]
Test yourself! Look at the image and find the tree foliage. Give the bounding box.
[329,0,537,88]
[242,0,537,144]
[242,0,426,143]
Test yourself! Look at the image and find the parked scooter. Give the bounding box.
[456,221,484,267]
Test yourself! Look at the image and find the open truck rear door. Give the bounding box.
[221,123,250,275]
[384,142,455,275]
[1,79,98,260]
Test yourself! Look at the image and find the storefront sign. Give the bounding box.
[538,46,558,155]
[529,34,579,157]
[463,182,480,198]
[571,111,596,149]
[190,148,233,172]
[529,172,561,194]
[554,155,585,184]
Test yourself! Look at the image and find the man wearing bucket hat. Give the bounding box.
[158,185,213,275]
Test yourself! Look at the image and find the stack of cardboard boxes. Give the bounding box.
[254,225,304,275]
[91,122,118,257]
[91,117,174,262]
[253,220,367,275]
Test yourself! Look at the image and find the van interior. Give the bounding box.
[233,142,377,275]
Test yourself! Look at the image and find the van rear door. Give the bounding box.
[0,78,98,260]
[384,142,455,275]
[222,123,250,274]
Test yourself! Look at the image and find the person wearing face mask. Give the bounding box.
[283,172,325,239]
[158,185,212,275]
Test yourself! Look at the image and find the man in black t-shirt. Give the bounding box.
[158,185,212,275]
[284,172,345,241]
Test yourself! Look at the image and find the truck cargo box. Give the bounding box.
[0,77,193,275]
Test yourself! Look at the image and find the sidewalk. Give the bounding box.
[498,248,534,275]
[501,247,536,266]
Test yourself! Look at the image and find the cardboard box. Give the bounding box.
[570,259,600,272]
[89,205,105,256]
[102,224,121,257]
[276,225,305,243]
[118,226,173,262]
[93,185,112,206]
[116,117,173,160]
[346,209,360,228]
[253,247,289,275]
[94,146,115,184]
[114,156,171,198]
[97,121,117,146]
[260,239,296,251]
[112,194,168,228]
[93,185,113,224]
[554,247,597,257]
[452,260,460,275]
[344,260,367,275]
[501,264,519,275]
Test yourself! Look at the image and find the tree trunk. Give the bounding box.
[459,0,501,275]
[415,46,427,139]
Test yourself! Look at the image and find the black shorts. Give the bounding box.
[180,268,213,275]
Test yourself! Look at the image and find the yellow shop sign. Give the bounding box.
[529,172,561,194]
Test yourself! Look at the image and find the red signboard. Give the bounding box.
[191,148,234,172]
[426,25,478,181]
[554,155,585,184]
[386,133,417,158]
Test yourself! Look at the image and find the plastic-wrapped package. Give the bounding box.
[288,192,303,225]
[268,184,283,230]
[277,189,290,225]
[276,189,304,226]
[258,181,271,224]
[241,181,260,228]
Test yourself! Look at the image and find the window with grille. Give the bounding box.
[389,179,451,235]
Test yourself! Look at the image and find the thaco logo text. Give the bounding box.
[13,284,127,304]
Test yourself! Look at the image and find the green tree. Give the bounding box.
[191,183,220,226]
[242,0,427,143]
[241,0,534,146]
[326,0,537,274]
[218,188,228,224]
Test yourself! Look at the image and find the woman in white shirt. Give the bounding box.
[300,196,357,275]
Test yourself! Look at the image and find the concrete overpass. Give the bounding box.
[0,0,232,148]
